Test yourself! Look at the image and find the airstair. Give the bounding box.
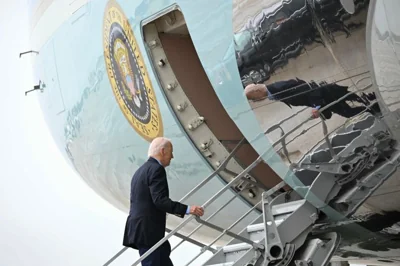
[201,112,398,266]
[103,85,400,266]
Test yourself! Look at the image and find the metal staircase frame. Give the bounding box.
[103,77,395,266]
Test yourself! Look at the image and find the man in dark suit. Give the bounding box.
[244,79,379,119]
[123,137,204,266]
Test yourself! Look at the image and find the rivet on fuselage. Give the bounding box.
[148,40,158,48]
[158,59,166,67]
[167,82,176,91]
[176,102,187,112]
[248,189,256,198]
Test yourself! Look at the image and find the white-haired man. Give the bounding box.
[123,137,204,266]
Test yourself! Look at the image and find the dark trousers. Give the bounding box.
[138,241,173,266]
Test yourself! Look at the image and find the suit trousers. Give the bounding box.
[138,241,173,266]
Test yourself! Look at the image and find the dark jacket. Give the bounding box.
[267,78,379,119]
[123,157,188,249]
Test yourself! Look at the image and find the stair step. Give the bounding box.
[244,201,303,234]
[246,217,286,233]
[222,242,252,253]
[247,223,264,233]
[271,199,305,216]
[207,262,234,266]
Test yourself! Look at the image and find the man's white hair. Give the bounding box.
[244,83,268,101]
[148,137,172,157]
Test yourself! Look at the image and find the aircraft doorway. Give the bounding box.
[142,8,283,208]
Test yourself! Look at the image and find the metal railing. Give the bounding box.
[171,194,237,253]
[316,83,373,162]
[181,80,380,266]
[187,211,263,265]
[187,83,381,260]
[264,82,375,165]
[127,111,318,265]
[194,218,263,249]
[187,181,286,266]
[104,77,378,266]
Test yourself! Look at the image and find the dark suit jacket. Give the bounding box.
[266,78,369,119]
[267,78,326,109]
[123,157,188,249]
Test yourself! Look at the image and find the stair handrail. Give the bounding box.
[184,181,286,266]
[186,208,264,265]
[264,83,374,164]
[315,83,373,162]
[171,194,239,253]
[194,217,264,250]
[264,106,309,135]
[264,107,309,162]
[194,180,286,249]
[178,137,247,203]
[294,101,378,168]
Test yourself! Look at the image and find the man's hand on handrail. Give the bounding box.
[189,206,204,216]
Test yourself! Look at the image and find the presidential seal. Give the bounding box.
[103,0,163,142]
